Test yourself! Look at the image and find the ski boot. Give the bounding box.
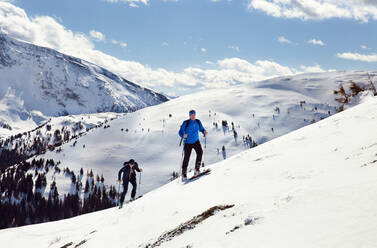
[181,173,188,182]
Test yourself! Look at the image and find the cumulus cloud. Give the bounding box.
[277,36,292,44]
[361,45,370,50]
[0,2,94,53]
[308,39,325,46]
[0,1,329,95]
[248,0,377,23]
[337,52,377,62]
[299,65,326,73]
[89,30,106,42]
[201,47,207,52]
[161,41,169,46]
[112,39,127,48]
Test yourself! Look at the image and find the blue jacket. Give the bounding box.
[179,119,206,144]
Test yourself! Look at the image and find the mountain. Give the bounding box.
[27,70,376,195]
[1,68,376,230]
[0,33,168,137]
[1,88,376,248]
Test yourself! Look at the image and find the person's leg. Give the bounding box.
[182,143,193,177]
[130,177,137,199]
[193,141,203,170]
[120,180,129,203]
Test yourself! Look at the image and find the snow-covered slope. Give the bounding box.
[0,33,168,137]
[1,90,376,248]
[28,70,375,197]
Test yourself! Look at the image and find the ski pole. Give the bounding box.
[117,181,121,206]
[202,134,207,167]
[138,172,142,196]
[178,138,186,182]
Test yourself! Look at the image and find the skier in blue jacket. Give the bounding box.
[179,110,208,180]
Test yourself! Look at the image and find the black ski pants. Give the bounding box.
[120,176,137,203]
[182,141,203,176]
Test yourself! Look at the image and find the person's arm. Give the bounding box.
[178,121,185,138]
[134,162,142,172]
[198,120,207,135]
[118,167,124,181]
[178,121,186,139]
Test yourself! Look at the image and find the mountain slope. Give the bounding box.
[1,89,376,248]
[0,33,168,136]
[29,70,374,197]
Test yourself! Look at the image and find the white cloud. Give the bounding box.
[0,1,329,95]
[248,0,377,23]
[105,0,182,7]
[228,45,240,52]
[201,47,206,52]
[361,45,370,50]
[218,58,295,76]
[277,36,292,44]
[104,0,149,7]
[299,65,326,73]
[161,41,169,46]
[0,2,94,53]
[112,39,127,48]
[89,30,106,42]
[308,39,325,46]
[337,52,377,62]
[210,0,233,2]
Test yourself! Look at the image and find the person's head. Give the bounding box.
[189,110,196,120]
[124,159,136,167]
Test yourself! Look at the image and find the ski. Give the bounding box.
[185,169,211,182]
[126,195,143,204]
[118,195,143,209]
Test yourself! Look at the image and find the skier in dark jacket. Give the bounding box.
[178,110,208,180]
[118,159,142,208]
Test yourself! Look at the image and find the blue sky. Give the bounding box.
[1,0,377,95]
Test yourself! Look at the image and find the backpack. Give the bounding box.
[179,119,201,146]
[184,119,200,133]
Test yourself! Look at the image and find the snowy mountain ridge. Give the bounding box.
[30,70,376,196]
[1,66,376,231]
[1,35,377,232]
[0,33,168,136]
[1,88,376,248]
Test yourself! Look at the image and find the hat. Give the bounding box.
[189,110,196,116]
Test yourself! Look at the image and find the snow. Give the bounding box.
[0,33,168,137]
[1,91,376,248]
[27,70,376,199]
